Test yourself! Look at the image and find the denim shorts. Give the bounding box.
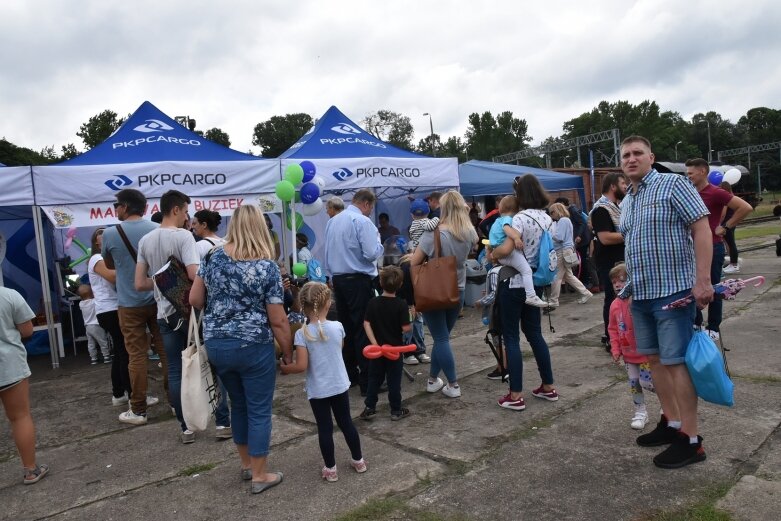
[630,289,695,365]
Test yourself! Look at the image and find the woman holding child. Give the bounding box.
[411,191,477,399]
[493,175,558,411]
[190,204,292,494]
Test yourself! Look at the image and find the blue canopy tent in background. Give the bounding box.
[278,106,459,262]
[458,160,586,207]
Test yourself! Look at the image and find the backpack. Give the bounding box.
[523,213,558,287]
[307,258,327,283]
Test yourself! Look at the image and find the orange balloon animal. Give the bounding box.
[362,344,416,361]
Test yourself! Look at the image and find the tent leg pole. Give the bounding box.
[32,206,59,369]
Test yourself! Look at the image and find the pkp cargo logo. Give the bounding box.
[133,119,174,133]
[331,123,361,135]
[105,175,133,191]
[332,168,354,182]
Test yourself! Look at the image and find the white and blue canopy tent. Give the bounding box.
[459,160,587,207]
[278,106,459,260]
[30,101,281,367]
[0,165,61,367]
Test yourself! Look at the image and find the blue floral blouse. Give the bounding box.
[198,248,283,344]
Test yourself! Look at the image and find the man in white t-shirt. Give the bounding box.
[135,190,200,443]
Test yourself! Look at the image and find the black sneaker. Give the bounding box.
[359,407,376,421]
[653,433,706,469]
[390,408,410,421]
[636,416,679,447]
[486,369,507,380]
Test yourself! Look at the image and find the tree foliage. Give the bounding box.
[60,143,80,160]
[363,110,414,151]
[416,133,442,157]
[77,110,125,149]
[252,113,313,157]
[0,138,56,165]
[464,111,532,160]
[204,127,231,147]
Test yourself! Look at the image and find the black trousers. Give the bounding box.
[309,391,362,468]
[596,265,616,340]
[97,310,132,398]
[364,357,403,412]
[332,273,374,392]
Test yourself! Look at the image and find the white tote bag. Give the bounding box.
[180,309,220,432]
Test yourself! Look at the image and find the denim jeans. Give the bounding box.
[422,291,464,383]
[158,313,189,431]
[206,337,277,457]
[402,313,426,356]
[633,289,695,365]
[499,283,554,393]
[695,242,725,332]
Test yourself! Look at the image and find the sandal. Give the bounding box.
[23,464,49,485]
[250,471,283,494]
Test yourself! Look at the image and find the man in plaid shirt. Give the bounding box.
[619,136,714,469]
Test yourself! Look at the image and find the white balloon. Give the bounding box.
[301,198,324,216]
[312,175,326,191]
[723,168,741,185]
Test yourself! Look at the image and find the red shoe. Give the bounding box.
[498,393,526,410]
[531,385,559,401]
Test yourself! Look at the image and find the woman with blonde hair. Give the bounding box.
[547,202,593,307]
[190,204,292,494]
[410,191,478,398]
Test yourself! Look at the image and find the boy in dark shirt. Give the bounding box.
[360,266,412,421]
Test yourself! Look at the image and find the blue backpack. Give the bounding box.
[307,258,327,283]
[524,213,558,286]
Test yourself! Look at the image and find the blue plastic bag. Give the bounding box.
[685,331,734,407]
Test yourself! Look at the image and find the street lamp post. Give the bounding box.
[422,112,436,157]
[675,140,682,161]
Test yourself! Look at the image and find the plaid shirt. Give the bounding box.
[619,169,709,300]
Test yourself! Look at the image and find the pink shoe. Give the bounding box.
[321,465,338,482]
[350,458,368,473]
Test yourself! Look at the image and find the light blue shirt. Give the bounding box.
[0,288,36,387]
[553,217,574,250]
[101,219,158,308]
[294,321,350,400]
[488,216,513,247]
[324,205,384,277]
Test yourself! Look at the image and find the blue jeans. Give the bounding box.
[632,289,695,365]
[402,313,427,356]
[422,291,463,383]
[158,314,189,432]
[499,283,554,393]
[695,242,725,332]
[206,338,277,457]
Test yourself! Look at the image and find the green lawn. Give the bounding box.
[735,223,780,240]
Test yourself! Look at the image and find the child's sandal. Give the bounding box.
[23,464,49,485]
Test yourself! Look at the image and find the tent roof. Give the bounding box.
[458,160,584,196]
[280,106,426,159]
[58,101,263,166]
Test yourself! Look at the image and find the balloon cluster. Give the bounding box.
[274,161,327,218]
[709,168,741,186]
[64,227,91,268]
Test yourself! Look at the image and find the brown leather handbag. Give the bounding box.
[411,227,460,312]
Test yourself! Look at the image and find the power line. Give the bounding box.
[717,141,781,169]
[493,129,620,168]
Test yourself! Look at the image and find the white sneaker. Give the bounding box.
[426,377,444,393]
[525,295,548,308]
[441,384,461,398]
[112,394,129,407]
[706,329,721,342]
[181,429,196,444]
[146,396,159,407]
[723,264,740,274]
[547,299,559,308]
[630,409,648,430]
[118,410,147,425]
[403,356,419,365]
[577,292,593,304]
[416,353,431,363]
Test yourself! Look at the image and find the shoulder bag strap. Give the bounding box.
[116,225,137,262]
[433,226,442,258]
[204,238,215,246]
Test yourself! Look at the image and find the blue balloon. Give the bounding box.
[300,182,321,204]
[300,161,317,183]
[708,170,724,186]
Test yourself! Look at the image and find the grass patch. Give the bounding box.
[179,463,216,476]
[641,483,733,521]
[735,224,780,240]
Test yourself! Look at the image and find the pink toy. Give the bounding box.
[662,276,765,310]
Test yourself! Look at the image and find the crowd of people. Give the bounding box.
[0,134,753,490]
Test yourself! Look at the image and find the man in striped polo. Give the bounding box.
[619,135,714,469]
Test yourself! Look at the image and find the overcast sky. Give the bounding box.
[2,0,779,156]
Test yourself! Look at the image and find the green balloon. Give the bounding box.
[292,262,307,277]
[285,210,304,230]
[275,180,295,202]
[284,164,305,185]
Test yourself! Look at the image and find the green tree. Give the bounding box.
[737,107,781,145]
[76,110,125,149]
[204,128,231,147]
[252,113,313,157]
[416,133,441,157]
[363,110,414,150]
[0,138,54,165]
[464,111,532,160]
[60,143,80,160]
